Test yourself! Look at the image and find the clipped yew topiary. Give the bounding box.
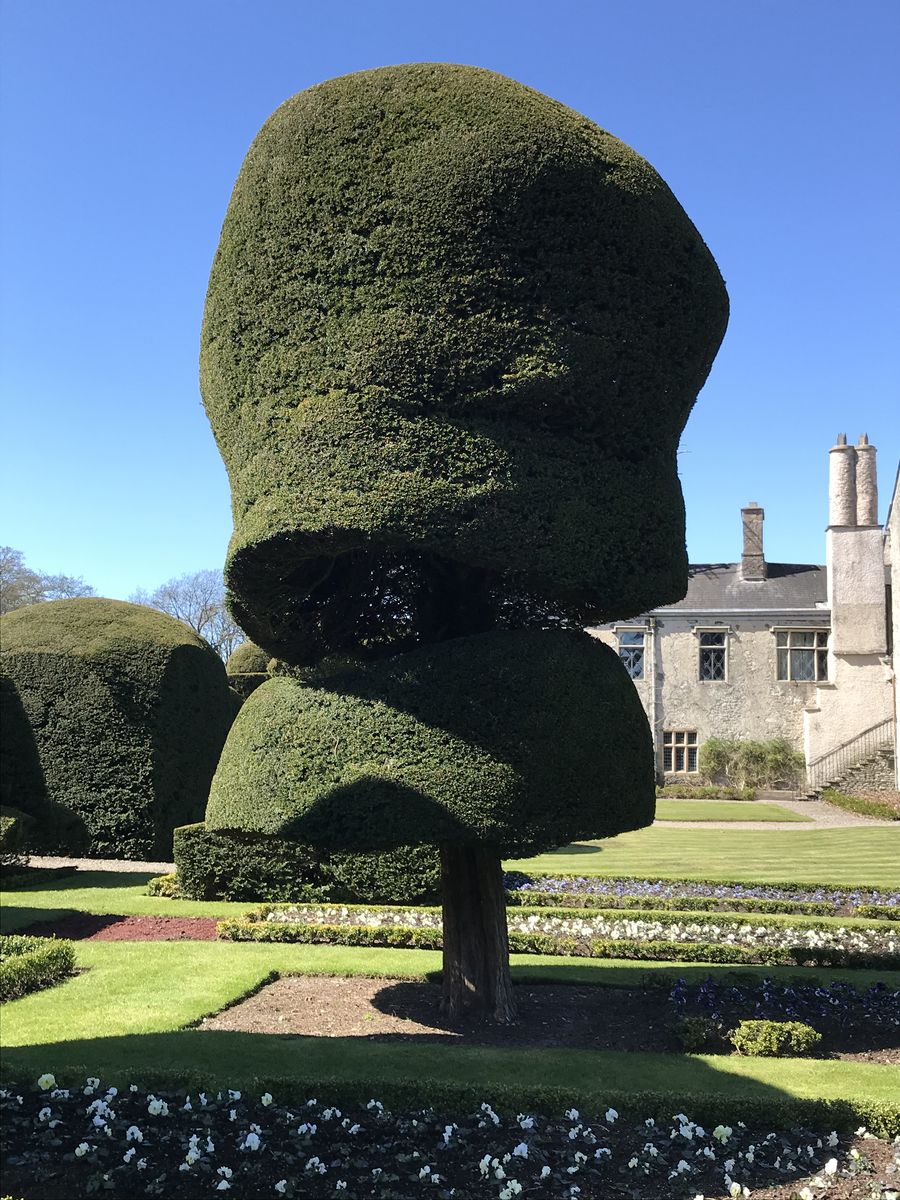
[202,63,728,664]
[0,598,237,859]
[201,64,727,1020]
[225,640,271,699]
[207,630,653,853]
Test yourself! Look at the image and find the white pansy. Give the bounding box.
[274,1182,287,1194]
[825,1157,838,1174]
[512,1142,528,1158]
[126,1125,143,1142]
[216,1183,231,1192]
[517,1114,535,1130]
[713,1125,733,1143]
[37,1074,56,1091]
[217,1166,233,1178]
[241,1131,261,1152]
[261,1092,273,1106]
[605,1108,618,1123]
[147,1098,168,1116]
[123,1148,136,1163]
[74,1143,90,1157]
[38,1107,52,1121]
[540,1166,551,1178]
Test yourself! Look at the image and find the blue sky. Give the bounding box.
[1,0,897,599]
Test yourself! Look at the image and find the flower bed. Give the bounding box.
[670,976,900,1033]
[1,1076,897,1199]
[504,872,900,912]
[217,904,900,970]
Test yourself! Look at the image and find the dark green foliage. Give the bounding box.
[699,738,805,790]
[0,935,75,1002]
[172,821,442,904]
[205,629,654,853]
[0,599,237,859]
[730,1019,823,1057]
[225,641,271,699]
[202,63,728,663]
[674,1015,724,1052]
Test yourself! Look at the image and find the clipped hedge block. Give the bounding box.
[201,63,728,662]
[205,629,654,854]
[730,1019,823,1057]
[225,641,271,699]
[0,935,76,1002]
[172,822,441,905]
[0,599,237,860]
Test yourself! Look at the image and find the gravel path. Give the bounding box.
[26,855,176,873]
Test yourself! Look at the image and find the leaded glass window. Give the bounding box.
[618,629,645,680]
[663,730,698,773]
[776,630,828,681]
[699,631,727,681]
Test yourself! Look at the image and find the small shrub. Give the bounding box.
[730,1019,822,1057]
[699,737,804,790]
[146,872,181,898]
[656,784,756,800]
[0,935,76,1002]
[674,1015,723,1052]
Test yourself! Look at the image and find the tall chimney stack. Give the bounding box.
[741,502,766,580]
[828,433,857,526]
[855,433,878,525]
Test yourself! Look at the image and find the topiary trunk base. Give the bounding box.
[440,841,516,1024]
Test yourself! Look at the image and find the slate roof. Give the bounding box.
[653,562,829,613]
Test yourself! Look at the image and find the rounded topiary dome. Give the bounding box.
[205,629,654,855]
[225,641,270,676]
[0,598,238,859]
[202,63,728,663]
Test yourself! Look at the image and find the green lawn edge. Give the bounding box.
[654,799,811,822]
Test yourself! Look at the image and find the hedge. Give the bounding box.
[205,629,654,854]
[506,890,841,917]
[225,641,271,699]
[172,822,442,904]
[0,935,75,1002]
[201,63,728,663]
[656,785,756,800]
[730,1019,822,1058]
[0,598,237,859]
[215,917,900,971]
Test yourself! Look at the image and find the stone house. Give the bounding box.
[591,435,896,787]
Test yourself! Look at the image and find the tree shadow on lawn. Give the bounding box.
[3,869,158,892]
[0,906,77,934]
[0,1027,804,1117]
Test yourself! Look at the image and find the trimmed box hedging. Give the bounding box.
[730,1020,823,1057]
[0,935,75,1002]
[172,821,442,904]
[506,890,839,917]
[0,598,238,859]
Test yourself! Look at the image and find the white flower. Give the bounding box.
[500,1183,523,1199]
[241,1131,261,1152]
[261,1092,274,1106]
[676,1159,691,1172]
[37,1074,56,1091]
[512,1142,528,1158]
[274,1182,287,1194]
[228,1089,241,1100]
[126,1125,143,1142]
[74,1143,90,1157]
[605,1107,618,1123]
[216,1183,231,1192]
[123,1148,136,1163]
[798,1189,815,1200]
[419,1166,431,1178]
[130,1084,139,1093]
[824,1157,838,1175]
[38,1106,52,1121]
[147,1098,168,1116]
[217,1167,233,1179]
[106,1087,117,1098]
[85,1077,100,1089]
[713,1124,733,1143]
[827,1131,839,1147]
[541,1166,551,1178]
[566,1108,580,1121]
[517,1114,535,1130]
[628,1156,639,1169]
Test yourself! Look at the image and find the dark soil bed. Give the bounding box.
[198,975,900,1063]
[25,913,219,941]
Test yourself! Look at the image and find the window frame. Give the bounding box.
[662,729,699,774]
[615,626,646,681]
[773,628,829,683]
[695,626,728,683]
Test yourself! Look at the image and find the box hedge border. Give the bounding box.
[0,935,76,1002]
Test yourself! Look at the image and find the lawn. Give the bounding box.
[514,826,900,888]
[3,940,898,1112]
[653,798,810,822]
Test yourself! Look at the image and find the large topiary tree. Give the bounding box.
[0,598,238,859]
[201,63,728,1020]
